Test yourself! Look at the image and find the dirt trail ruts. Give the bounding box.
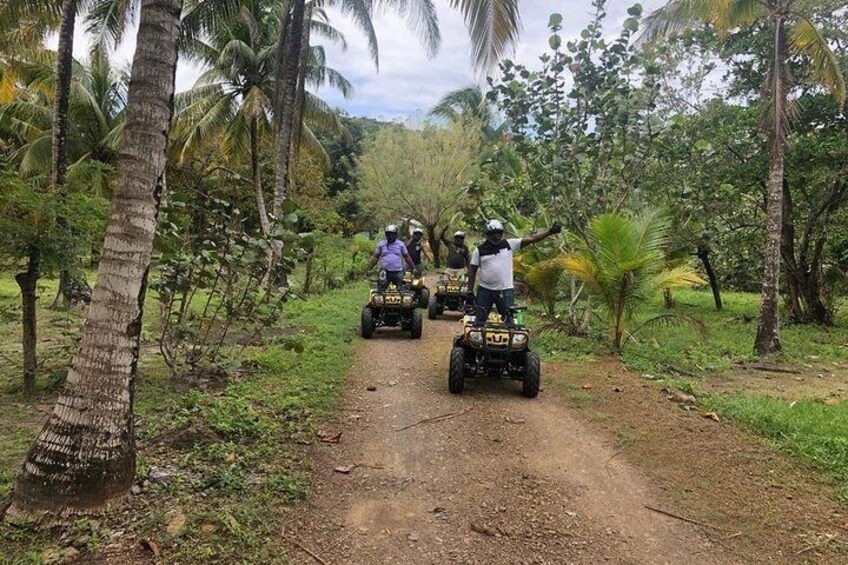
[285,300,736,564]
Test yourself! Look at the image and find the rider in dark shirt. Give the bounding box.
[441,230,470,276]
[407,227,426,269]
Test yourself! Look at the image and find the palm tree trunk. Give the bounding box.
[663,288,675,309]
[52,0,93,308]
[754,16,787,356]
[251,115,275,286]
[250,116,270,237]
[52,0,75,191]
[8,0,183,515]
[273,0,306,217]
[289,13,311,169]
[15,247,40,397]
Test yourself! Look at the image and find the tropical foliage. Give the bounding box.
[641,0,846,355]
[356,122,482,266]
[564,211,704,353]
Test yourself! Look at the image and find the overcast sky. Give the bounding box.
[64,0,660,121]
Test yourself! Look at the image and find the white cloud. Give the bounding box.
[68,0,660,118]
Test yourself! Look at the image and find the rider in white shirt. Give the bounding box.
[467,219,561,324]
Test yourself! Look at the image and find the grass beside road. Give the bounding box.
[702,393,848,500]
[0,274,366,563]
[528,288,847,376]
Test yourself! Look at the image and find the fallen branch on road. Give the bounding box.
[287,539,329,565]
[795,534,835,556]
[738,363,802,375]
[324,528,360,552]
[644,505,727,531]
[394,408,473,432]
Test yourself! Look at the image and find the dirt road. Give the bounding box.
[285,309,738,564]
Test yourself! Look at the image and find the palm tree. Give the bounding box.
[0,1,61,50]
[564,211,704,354]
[272,0,521,216]
[8,0,184,515]
[0,50,124,394]
[0,50,125,182]
[430,85,501,139]
[175,0,352,237]
[642,0,846,356]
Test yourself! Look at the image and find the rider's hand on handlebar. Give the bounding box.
[548,222,562,235]
[413,267,422,277]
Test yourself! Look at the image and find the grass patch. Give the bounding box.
[0,270,366,563]
[702,393,848,499]
[620,289,847,376]
[525,288,847,376]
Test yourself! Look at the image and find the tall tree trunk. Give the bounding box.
[15,248,40,397]
[754,16,787,357]
[52,0,75,192]
[663,288,675,309]
[51,0,93,308]
[289,11,311,173]
[8,0,183,515]
[696,243,722,310]
[250,116,270,237]
[273,0,306,217]
[780,180,805,322]
[251,116,275,286]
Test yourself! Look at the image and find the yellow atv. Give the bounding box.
[448,306,539,397]
[361,283,423,339]
[402,272,430,308]
[428,273,468,319]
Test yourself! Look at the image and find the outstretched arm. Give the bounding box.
[520,222,562,248]
[439,225,450,247]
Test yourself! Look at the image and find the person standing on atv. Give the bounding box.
[406,227,426,272]
[366,224,420,291]
[467,219,561,324]
[440,230,470,278]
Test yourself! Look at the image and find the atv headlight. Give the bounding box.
[512,333,527,348]
[402,295,414,307]
[468,330,484,345]
[437,284,446,292]
[372,294,384,306]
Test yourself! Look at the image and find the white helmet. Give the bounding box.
[485,219,504,233]
[412,227,424,235]
[385,224,398,234]
[454,231,466,238]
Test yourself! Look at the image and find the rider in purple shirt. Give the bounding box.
[366,225,419,290]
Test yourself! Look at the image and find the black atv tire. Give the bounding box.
[449,347,465,394]
[428,296,439,320]
[410,308,423,339]
[419,287,430,309]
[361,307,375,339]
[523,351,541,398]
